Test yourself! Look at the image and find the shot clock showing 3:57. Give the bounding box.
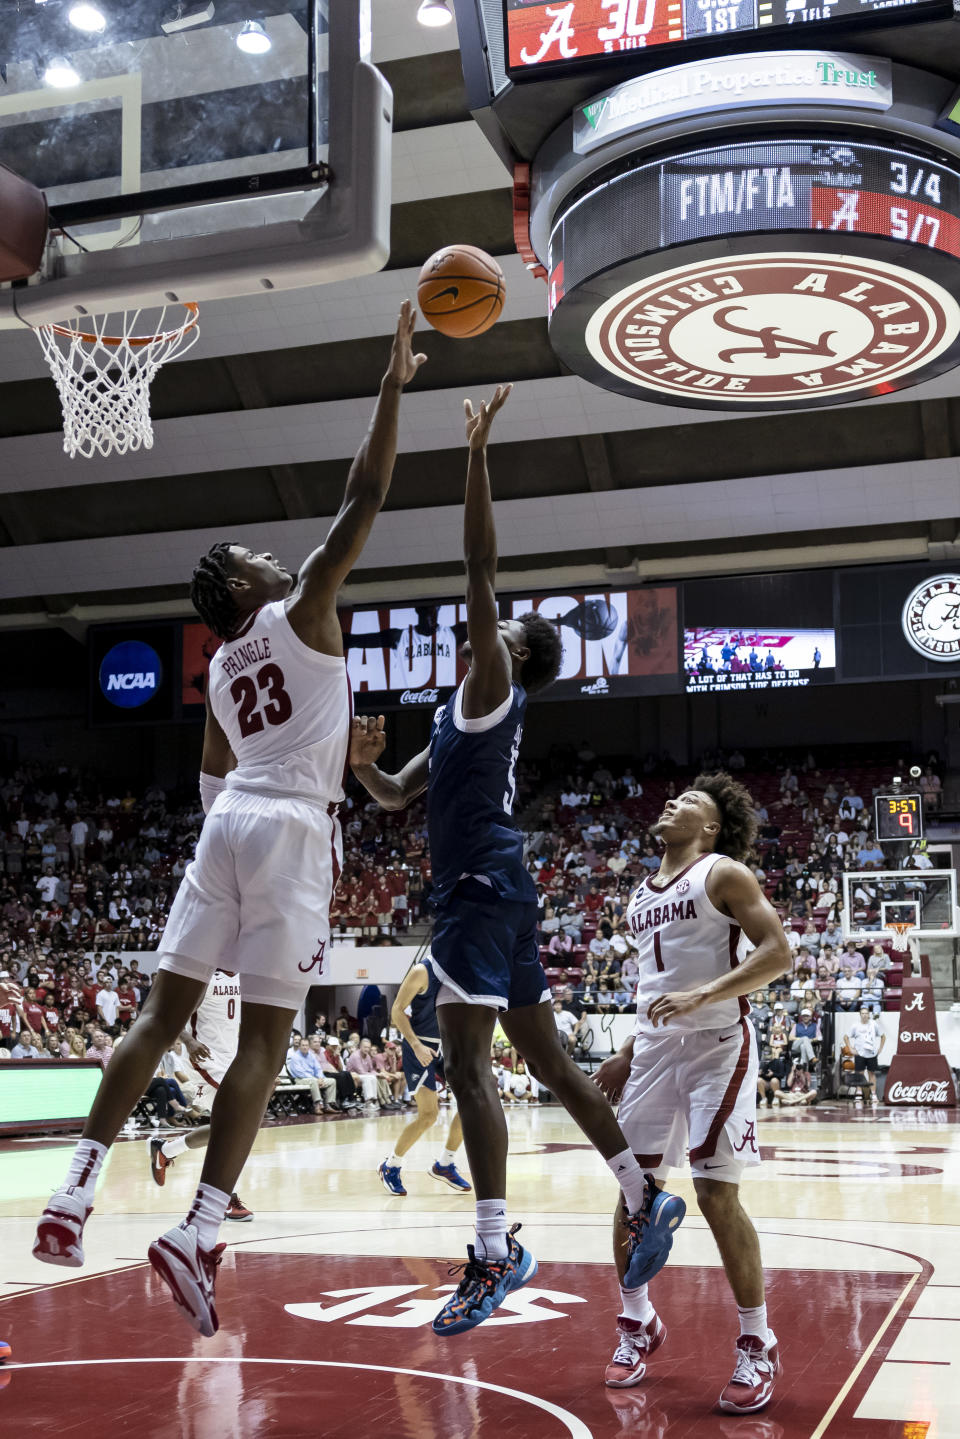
[505,0,953,74]
[875,792,924,840]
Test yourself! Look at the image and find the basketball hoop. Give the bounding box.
[34,303,200,459]
[888,921,915,952]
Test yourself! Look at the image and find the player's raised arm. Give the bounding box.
[349,714,430,811]
[647,861,790,1028]
[461,384,514,717]
[290,303,426,637]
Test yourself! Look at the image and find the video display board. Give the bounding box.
[343,586,679,706]
[684,626,836,693]
[504,0,950,76]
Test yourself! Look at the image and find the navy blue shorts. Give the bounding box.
[430,878,549,1011]
[401,1038,443,1093]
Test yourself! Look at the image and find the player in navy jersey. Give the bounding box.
[351,385,683,1337]
[378,956,470,1197]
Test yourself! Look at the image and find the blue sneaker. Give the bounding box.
[623,1180,686,1288]
[430,1161,472,1192]
[378,1161,407,1197]
[432,1224,537,1335]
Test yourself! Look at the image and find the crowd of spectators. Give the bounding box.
[527,745,943,1024]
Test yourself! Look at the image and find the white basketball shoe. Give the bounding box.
[148,1222,225,1337]
[32,1189,91,1268]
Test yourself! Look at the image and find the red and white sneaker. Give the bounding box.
[148,1223,224,1337]
[604,1313,667,1388]
[32,1189,91,1268]
[149,1139,171,1187]
[718,1332,781,1413]
[225,1193,253,1222]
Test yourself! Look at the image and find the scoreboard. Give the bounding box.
[875,793,924,839]
[505,0,952,74]
[550,139,960,291]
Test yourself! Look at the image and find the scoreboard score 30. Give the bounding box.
[505,0,953,75]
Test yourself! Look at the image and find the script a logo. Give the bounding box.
[580,677,610,695]
[904,992,926,1013]
[298,938,326,975]
[901,575,960,662]
[584,252,960,407]
[888,1080,950,1102]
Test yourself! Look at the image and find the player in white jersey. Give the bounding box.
[595,773,790,1415]
[149,972,253,1222]
[34,305,427,1339]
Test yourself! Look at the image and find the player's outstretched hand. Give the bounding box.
[386,300,427,387]
[464,383,513,451]
[351,714,386,767]
[593,1050,631,1104]
[646,990,705,1028]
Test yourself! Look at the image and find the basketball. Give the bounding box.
[417,244,505,338]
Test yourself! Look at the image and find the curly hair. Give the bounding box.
[191,541,242,640]
[518,611,563,694]
[691,770,758,863]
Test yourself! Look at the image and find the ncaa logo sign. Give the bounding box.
[99,640,163,709]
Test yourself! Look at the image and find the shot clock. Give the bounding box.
[875,793,924,841]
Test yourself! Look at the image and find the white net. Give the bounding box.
[35,304,200,459]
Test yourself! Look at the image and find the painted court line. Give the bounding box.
[1,1357,594,1439]
[809,1274,920,1439]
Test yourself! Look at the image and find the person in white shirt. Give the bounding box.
[96,979,120,1029]
[844,1006,885,1107]
[835,968,862,1011]
[552,1000,579,1054]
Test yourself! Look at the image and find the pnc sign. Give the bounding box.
[98,640,163,709]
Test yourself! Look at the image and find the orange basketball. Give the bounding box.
[417,244,505,338]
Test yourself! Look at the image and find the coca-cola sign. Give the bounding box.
[399,688,439,706]
[888,1080,950,1103]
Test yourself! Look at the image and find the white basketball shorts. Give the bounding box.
[617,1017,761,1185]
[157,789,340,1011]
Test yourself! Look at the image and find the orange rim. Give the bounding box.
[44,301,200,349]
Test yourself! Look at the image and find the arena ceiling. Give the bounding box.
[1,0,959,635]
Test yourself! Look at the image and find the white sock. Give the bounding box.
[385,1153,402,1169]
[606,1148,647,1215]
[619,1282,655,1324]
[63,1139,107,1205]
[161,1135,189,1160]
[738,1302,771,1345]
[475,1197,508,1262]
[438,1148,457,1168]
[184,1183,231,1251]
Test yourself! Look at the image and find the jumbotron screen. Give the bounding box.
[343,586,679,706]
[684,626,835,693]
[505,0,951,75]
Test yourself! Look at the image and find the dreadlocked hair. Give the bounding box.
[191,541,242,640]
[517,611,564,694]
[691,770,758,863]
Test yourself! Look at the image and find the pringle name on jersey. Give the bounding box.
[220,636,272,680]
[630,899,698,934]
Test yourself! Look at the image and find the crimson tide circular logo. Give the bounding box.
[901,575,960,662]
[584,252,960,405]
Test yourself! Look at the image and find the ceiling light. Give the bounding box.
[236,19,271,53]
[417,0,453,26]
[159,3,216,35]
[68,4,106,32]
[44,56,81,87]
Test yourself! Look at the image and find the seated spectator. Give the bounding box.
[776,1060,818,1106]
[835,967,863,1011]
[65,1032,87,1060]
[376,1040,406,1104]
[552,998,580,1054]
[503,1058,538,1105]
[920,766,941,812]
[346,1036,391,1108]
[87,1028,114,1066]
[866,942,892,974]
[790,1008,820,1064]
[757,1046,787,1108]
[790,966,813,1002]
[287,1035,337,1115]
[857,837,885,867]
[798,920,820,956]
[321,1038,360,1110]
[11,1031,42,1058]
[860,967,885,1012]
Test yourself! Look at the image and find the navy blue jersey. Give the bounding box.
[427,681,536,907]
[408,957,441,1042]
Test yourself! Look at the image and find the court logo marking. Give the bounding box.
[584,253,960,405]
[901,575,960,661]
[285,1282,586,1328]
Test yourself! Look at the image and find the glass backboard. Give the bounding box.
[841,869,959,942]
[0,0,388,325]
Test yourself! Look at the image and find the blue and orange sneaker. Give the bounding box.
[623,1179,686,1288]
[378,1161,407,1197]
[432,1224,537,1336]
[430,1160,472,1192]
[0,1339,10,1363]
